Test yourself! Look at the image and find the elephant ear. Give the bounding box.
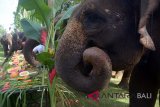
[20,18,41,42]
[139,26,156,51]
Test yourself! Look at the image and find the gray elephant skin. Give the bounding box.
[0,33,12,57]
[55,0,160,107]
[0,32,26,57]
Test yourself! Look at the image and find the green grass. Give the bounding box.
[73,78,129,107]
[100,79,129,107]
[72,77,159,107]
[100,78,159,107]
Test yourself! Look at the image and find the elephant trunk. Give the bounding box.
[55,19,112,94]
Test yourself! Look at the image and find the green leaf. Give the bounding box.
[20,18,41,42]
[47,75,57,107]
[22,90,26,107]
[19,0,51,27]
[40,88,45,107]
[55,4,79,30]
[7,90,15,107]
[1,90,13,107]
[36,52,54,70]
[53,0,64,16]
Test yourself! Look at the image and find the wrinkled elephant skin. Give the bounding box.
[56,0,160,107]
[56,0,143,93]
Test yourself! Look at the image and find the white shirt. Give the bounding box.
[33,44,45,53]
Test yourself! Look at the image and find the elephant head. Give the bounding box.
[55,0,144,94]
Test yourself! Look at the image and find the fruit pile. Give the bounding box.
[0,51,44,92]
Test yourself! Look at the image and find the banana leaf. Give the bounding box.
[20,18,41,42]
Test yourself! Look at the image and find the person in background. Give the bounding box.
[32,44,45,54]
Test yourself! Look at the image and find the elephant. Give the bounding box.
[23,39,40,66]
[55,0,160,107]
[138,0,160,51]
[117,0,160,90]
[115,0,160,90]
[0,32,26,57]
[112,67,133,89]
[11,32,26,51]
[0,33,12,57]
[111,68,133,90]
[23,28,47,67]
[118,69,131,89]
[1,32,26,66]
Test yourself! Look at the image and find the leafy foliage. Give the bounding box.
[0,25,6,36]
[21,19,41,42]
[19,0,52,27]
[55,4,79,30]
[12,0,82,107]
[13,4,23,31]
[53,0,64,17]
[36,52,54,70]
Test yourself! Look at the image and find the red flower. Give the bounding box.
[87,90,100,102]
[49,68,56,84]
[40,29,47,45]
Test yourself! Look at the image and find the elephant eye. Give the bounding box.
[83,11,106,32]
[85,12,105,23]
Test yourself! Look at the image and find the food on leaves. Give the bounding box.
[10,71,19,78]
[19,71,29,77]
